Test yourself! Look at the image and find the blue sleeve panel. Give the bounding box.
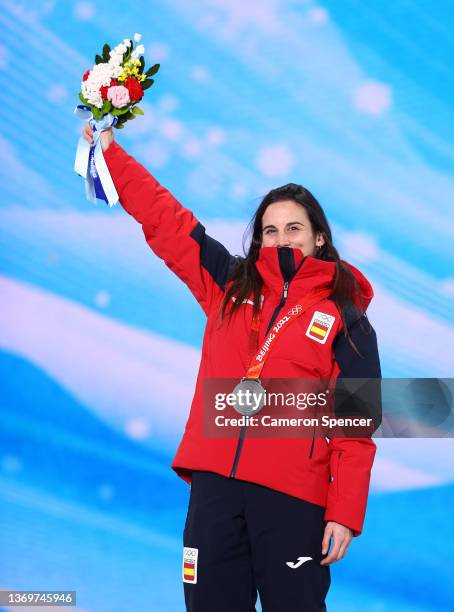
[332,306,382,432]
[190,221,238,291]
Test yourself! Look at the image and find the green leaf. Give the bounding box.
[92,106,103,120]
[145,63,160,77]
[115,111,134,128]
[115,123,125,129]
[119,105,133,116]
[78,92,90,105]
[101,99,112,114]
[139,56,145,73]
[121,111,134,121]
[141,79,154,90]
[102,43,111,61]
[95,54,103,65]
[111,105,132,116]
[132,106,144,115]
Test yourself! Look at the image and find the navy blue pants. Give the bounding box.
[182,471,330,611]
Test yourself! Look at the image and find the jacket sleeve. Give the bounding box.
[103,142,235,315]
[324,311,382,537]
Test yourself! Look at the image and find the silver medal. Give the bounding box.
[231,378,266,416]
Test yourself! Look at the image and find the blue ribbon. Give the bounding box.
[74,105,119,206]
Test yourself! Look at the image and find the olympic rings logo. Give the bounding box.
[315,313,332,324]
[289,305,303,316]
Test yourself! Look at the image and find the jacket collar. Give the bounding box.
[255,246,373,312]
[255,246,335,299]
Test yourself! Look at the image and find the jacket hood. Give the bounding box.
[255,247,373,313]
[345,260,374,313]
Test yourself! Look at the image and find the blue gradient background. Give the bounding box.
[0,1,453,610]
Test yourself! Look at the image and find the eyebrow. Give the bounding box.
[262,221,305,230]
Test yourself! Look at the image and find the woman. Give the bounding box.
[82,124,381,612]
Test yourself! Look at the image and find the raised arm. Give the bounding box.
[84,126,235,315]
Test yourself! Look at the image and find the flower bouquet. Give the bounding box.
[74,33,160,206]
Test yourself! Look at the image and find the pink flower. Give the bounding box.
[101,79,119,100]
[107,85,130,108]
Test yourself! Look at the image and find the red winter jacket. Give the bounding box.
[104,142,381,537]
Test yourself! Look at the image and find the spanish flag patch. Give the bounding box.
[306,311,336,344]
[182,547,198,584]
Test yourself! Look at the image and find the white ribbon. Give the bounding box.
[74,106,119,207]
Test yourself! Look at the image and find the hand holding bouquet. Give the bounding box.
[82,123,113,152]
[74,33,160,206]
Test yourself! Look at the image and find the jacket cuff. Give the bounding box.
[324,506,363,537]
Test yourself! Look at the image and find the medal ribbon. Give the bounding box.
[245,288,331,380]
[74,105,119,207]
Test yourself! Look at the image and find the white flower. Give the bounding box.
[81,61,118,108]
[123,38,131,47]
[133,33,142,42]
[89,62,114,83]
[105,63,123,78]
[130,51,139,60]
[109,56,120,67]
[110,42,127,58]
[108,54,123,67]
[131,43,145,59]
[81,84,103,108]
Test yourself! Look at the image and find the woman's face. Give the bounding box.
[260,200,324,256]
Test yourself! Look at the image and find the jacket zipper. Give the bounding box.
[229,280,290,478]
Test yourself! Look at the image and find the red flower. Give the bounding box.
[124,77,143,102]
[100,79,119,100]
[83,70,90,81]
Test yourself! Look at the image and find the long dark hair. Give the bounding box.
[220,183,365,348]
